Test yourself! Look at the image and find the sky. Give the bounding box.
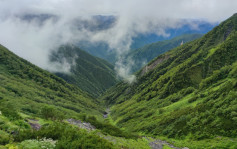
[0,0,237,82]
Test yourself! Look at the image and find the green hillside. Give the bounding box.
[127,34,203,73]
[102,14,237,148]
[0,44,150,149]
[0,44,104,117]
[50,45,117,97]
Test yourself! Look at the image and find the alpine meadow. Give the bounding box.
[0,1,237,149]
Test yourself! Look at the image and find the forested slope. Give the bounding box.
[127,34,202,72]
[102,13,237,148]
[51,45,117,97]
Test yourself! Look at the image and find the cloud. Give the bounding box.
[0,0,237,81]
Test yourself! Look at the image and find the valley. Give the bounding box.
[0,1,237,148]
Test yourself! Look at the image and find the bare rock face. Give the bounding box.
[140,54,170,77]
[27,119,41,130]
[67,118,96,131]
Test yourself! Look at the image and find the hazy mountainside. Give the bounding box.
[0,44,103,117]
[50,45,117,97]
[127,34,203,73]
[77,21,216,63]
[101,14,237,148]
[130,21,216,50]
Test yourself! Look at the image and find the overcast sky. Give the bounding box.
[0,0,237,81]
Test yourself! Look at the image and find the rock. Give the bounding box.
[149,141,163,149]
[27,119,41,130]
[67,118,96,131]
[29,122,41,130]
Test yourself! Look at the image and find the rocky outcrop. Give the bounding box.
[140,54,170,77]
[67,118,96,131]
[27,119,41,130]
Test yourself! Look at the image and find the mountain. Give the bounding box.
[77,21,216,63]
[127,34,203,73]
[50,45,117,97]
[130,20,216,50]
[0,44,127,149]
[102,14,237,148]
[0,44,105,116]
[0,44,152,149]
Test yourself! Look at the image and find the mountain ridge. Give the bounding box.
[50,45,118,97]
[101,14,237,147]
[127,33,203,73]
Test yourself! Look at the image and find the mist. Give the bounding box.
[0,0,237,82]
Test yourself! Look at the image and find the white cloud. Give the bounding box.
[0,0,236,81]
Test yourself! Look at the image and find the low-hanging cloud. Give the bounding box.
[0,0,237,82]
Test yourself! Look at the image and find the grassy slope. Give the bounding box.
[0,44,104,118]
[51,45,117,97]
[102,14,237,148]
[127,34,203,73]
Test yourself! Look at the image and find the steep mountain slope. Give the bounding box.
[50,45,117,97]
[0,44,103,117]
[102,14,237,148]
[127,34,203,73]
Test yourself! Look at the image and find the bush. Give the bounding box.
[14,120,30,129]
[188,96,198,103]
[181,87,195,96]
[41,106,64,120]
[18,138,56,149]
[0,133,9,145]
[14,122,114,149]
[86,116,137,139]
[1,108,21,121]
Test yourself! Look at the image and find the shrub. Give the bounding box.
[181,87,195,96]
[1,108,21,121]
[40,106,64,120]
[14,122,114,149]
[18,138,56,149]
[86,116,137,139]
[188,96,198,103]
[0,133,9,145]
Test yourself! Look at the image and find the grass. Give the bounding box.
[163,144,173,149]
[157,136,237,149]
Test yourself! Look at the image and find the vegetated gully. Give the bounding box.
[102,108,189,149]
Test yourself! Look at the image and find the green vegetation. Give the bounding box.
[84,116,137,139]
[0,44,104,117]
[101,14,237,148]
[14,122,114,149]
[0,43,148,148]
[0,43,113,147]
[50,45,117,97]
[1,13,237,149]
[126,34,202,73]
